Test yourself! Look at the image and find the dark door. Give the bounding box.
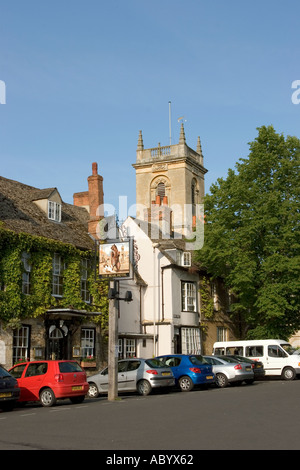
[47,327,69,360]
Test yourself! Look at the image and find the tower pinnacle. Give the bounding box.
[137,130,144,150]
[179,123,186,144]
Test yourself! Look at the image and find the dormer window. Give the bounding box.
[182,252,191,267]
[176,250,191,267]
[33,188,63,222]
[48,201,61,222]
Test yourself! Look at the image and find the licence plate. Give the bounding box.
[0,392,12,398]
[162,372,171,376]
[256,365,262,368]
[206,376,214,380]
[245,366,251,371]
[72,386,83,391]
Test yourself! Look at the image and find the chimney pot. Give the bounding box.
[92,162,98,175]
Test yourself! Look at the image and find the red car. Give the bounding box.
[9,360,89,407]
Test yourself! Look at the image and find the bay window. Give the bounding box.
[181,281,197,312]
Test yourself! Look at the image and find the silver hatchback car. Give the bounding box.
[203,355,254,388]
[87,358,175,397]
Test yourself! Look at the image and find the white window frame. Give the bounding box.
[81,258,91,303]
[52,253,63,297]
[118,338,136,358]
[217,327,227,342]
[21,252,31,295]
[176,251,191,267]
[118,339,123,357]
[48,200,61,222]
[182,252,191,267]
[81,328,95,358]
[13,326,30,364]
[181,328,201,354]
[181,281,197,312]
[125,339,136,357]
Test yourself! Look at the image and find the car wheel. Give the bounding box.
[137,379,152,396]
[70,395,85,404]
[281,367,296,381]
[179,376,194,392]
[215,373,228,388]
[40,388,56,407]
[88,382,99,398]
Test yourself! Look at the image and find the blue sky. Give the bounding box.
[1,0,300,217]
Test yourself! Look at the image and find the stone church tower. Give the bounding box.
[132,123,207,237]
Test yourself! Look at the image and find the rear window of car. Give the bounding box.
[189,355,207,365]
[233,355,252,363]
[146,359,168,368]
[219,356,238,363]
[59,362,83,373]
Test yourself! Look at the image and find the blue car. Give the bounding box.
[156,354,215,392]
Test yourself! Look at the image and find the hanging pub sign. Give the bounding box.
[99,239,132,279]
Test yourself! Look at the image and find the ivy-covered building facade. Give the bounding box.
[0,163,108,370]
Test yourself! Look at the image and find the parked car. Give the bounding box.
[222,355,265,379]
[0,365,20,411]
[203,355,254,388]
[87,358,175,397]
[156,354,215,392]
[9,360,89,407]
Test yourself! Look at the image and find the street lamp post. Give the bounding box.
[107,281,133,401]
[98,237,133,402]
[108,280,119,401]
[152,243,161,356]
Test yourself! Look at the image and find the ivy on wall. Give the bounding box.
[0,225,109,330]
[199,277,214,319]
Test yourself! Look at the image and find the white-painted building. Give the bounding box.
[107,126,236,358]
[117,216,203,358]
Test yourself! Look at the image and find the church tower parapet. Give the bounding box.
[133,124,207,236]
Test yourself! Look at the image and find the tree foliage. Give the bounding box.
[196,126,300,339]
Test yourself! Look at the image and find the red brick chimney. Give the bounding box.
[73,162,104,239]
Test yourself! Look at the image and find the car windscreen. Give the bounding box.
[281,344,298,355]
[145,359,168,368]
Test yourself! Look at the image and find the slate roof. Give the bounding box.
[0,176,94,251]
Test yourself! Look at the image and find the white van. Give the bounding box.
[212,339,300,380]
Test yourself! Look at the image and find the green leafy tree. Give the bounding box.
[196,126,300,339]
